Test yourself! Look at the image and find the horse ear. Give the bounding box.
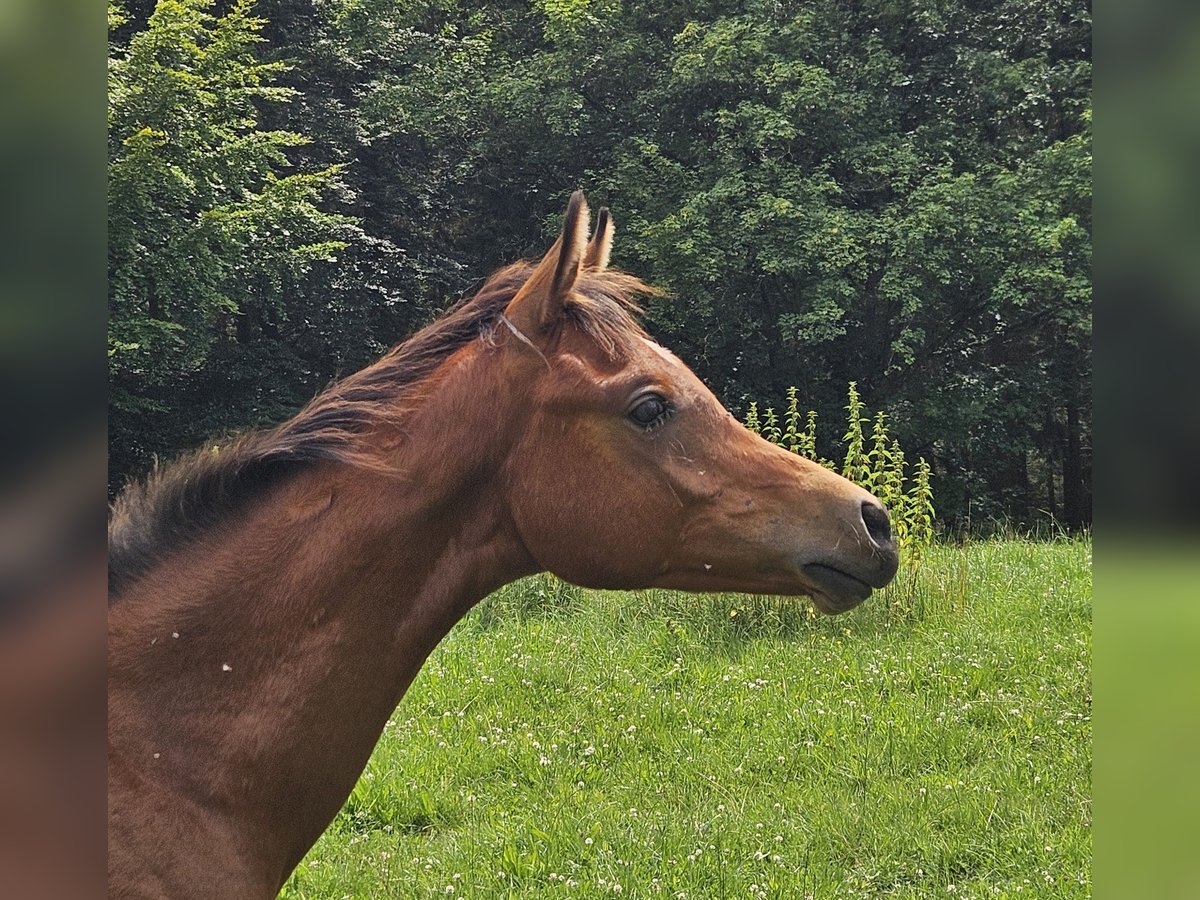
[583,207,613,271]
[504,190,590,336]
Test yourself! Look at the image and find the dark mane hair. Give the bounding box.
[108,264,653,599]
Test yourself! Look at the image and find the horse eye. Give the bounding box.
[629,395,671,429]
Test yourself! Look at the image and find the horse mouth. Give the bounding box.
[802,563,874,614]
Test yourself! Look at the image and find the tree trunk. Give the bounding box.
[1023,449,1033,526]
[1044,407,1058,524]
[1062,400,1085,528]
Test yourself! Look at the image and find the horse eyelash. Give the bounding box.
[642,404,675,433]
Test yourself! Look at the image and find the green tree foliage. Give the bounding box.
[108,0,361,482]
[108,0,1091,529]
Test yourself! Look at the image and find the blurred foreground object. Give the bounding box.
[1098,1,1200,898]
[0,0,106,893]
[0,445,106,899]
[1102,0,1200,528]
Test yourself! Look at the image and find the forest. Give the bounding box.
[108,0,1092,530]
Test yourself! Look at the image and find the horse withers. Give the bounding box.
[107,192,898,898]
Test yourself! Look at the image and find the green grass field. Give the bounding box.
[282,539,1091,899]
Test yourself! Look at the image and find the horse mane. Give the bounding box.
[108,263,654,600]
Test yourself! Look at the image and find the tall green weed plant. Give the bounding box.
[744,384,936,568]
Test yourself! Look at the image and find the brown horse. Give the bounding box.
[107,192,898,898]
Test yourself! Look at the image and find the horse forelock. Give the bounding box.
[107,263,657,600]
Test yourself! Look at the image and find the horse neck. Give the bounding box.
[108,347,537,885]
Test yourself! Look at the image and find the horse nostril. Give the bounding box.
[861,501,892,547]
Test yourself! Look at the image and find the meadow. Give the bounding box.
[282,538,1091,899]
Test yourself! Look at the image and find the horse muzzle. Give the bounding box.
[801,500,900,613]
